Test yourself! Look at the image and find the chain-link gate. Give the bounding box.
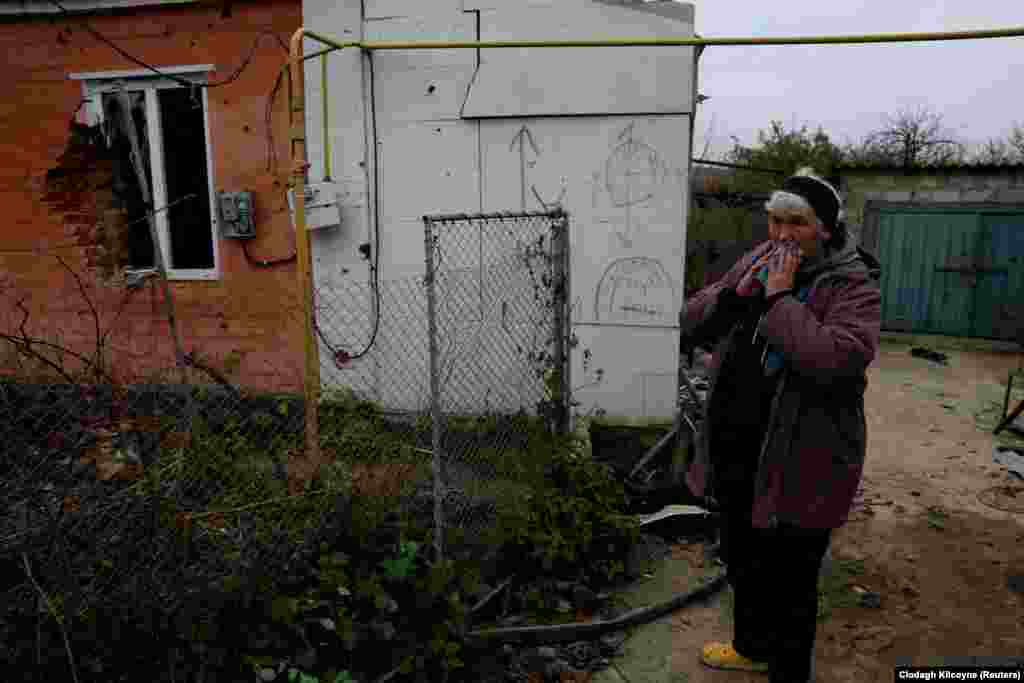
[422,209,570,560]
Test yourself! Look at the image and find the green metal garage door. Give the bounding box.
[876,208,1024,341]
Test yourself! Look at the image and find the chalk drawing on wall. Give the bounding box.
[509,124,567,211]
[599,123,670,249]
[510,124,540,211]
[604,123,665,208]
[593,256,676,324]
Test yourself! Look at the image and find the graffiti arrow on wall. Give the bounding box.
[510,124,540,211]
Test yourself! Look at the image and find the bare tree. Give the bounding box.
[1009,123,1024,159]
[972,138,1019,165]
[847,106,965,168]
[970,123,1024,165]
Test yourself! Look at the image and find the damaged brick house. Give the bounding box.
[0,0,305,391]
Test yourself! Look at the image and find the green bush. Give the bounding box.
[487,430,639,586]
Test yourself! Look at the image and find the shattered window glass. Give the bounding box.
[99,86,214,273]
[158,87,213,270]
[103,93,155,269]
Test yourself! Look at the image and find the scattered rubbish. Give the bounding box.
[469,576,514,616]
[599,632,628,653]
[900,583,920,598]
[993,447,1024,481]
[537,647,559,661]
[860,592,883,609]
[637,504,709,527]
[910,347,948,365]
[635,504,714,543]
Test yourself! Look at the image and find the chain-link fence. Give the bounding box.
[0,207,572,678]
[422,209,571,559]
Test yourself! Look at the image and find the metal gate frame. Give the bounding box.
[863,201,1024,341]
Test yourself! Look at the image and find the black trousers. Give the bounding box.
[713,448,832,683]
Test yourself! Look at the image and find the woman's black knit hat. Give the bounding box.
[781,174,841,230]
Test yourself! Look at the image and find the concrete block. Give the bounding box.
[882,191,912,202]
[961,190,996,202]
[931,190,961,203]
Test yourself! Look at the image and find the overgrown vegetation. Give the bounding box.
[0,203,643,682]
[0,378,639,683]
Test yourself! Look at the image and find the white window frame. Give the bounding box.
[70,65,221,281]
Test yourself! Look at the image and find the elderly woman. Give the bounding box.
[680,169,882,683]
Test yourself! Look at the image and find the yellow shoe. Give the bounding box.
[700,642,770,673]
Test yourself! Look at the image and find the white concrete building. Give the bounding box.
[301,0,697,422]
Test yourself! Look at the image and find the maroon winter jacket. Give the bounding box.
[680,239,882,529]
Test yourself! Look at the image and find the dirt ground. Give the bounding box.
[669,341,1024,682]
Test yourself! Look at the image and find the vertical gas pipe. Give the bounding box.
[289,30,322,463]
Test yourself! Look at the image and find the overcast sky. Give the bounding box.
[690,0,1024,160]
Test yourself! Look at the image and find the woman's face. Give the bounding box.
[768,206,831,258]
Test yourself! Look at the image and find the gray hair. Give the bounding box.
[764,190,815,218]
[764,167,847,225]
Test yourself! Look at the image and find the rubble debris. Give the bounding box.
[910,347,948,365]
[993,447,1024,481]
[637,504,709,527]
[860,592,883,609]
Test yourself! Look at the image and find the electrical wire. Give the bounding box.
[44,0,380,363]
[264,67,286,173]
[46,0,288,89]
[294,7,381,366]
[0,194,200,254]
[238,201,296,267]
[346,48,383,361]
[312,48,381,365]
[241,238,295,268]
[241,240,295,267]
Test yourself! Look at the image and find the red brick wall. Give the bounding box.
[0,0,305,393]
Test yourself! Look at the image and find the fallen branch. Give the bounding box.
[10,298,77,384]
[0,330,117,385]
[55,255,103,375]
[22,552,80,683]
[182,351,242,398]
[469,575,515,616]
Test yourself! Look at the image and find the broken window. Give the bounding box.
[72,66,219,279]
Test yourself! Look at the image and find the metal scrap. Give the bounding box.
[993,447,1024,481]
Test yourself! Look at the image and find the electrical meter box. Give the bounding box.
[287,182,343,231]
[218,191,256,239]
